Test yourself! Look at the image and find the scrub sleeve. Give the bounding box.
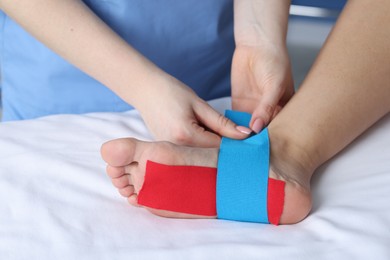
[0,0,234,121]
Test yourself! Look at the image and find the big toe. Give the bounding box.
[101,138,137,167]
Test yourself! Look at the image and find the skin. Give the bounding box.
[0,0,293,146]
[101,0,390,224]
[233,0,294,133]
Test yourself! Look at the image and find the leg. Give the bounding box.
[101,0,390,224]
[263,0,390,223]
[270,0,390,177]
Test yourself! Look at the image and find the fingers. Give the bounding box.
[164,120,221,147]
[171,100,253,147]
[250,89,282,133]
[194,101,252,140]
[187,127,222,148]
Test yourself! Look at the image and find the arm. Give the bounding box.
[0,0,155,107]
[232,0,294,132]
[0,0,250,146]
[234,0,290,47]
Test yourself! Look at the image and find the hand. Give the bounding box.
[136,76,252,147]
[231,44,294,133]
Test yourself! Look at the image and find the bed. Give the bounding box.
[1,97,390,259]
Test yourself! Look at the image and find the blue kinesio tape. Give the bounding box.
[217,110,270,223]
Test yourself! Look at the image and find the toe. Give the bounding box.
[111,174,132,189]
[118,185,134,197]
[101,138,138,167]
[124,162,139,174]
[127,194,141,207]
[106,165,126,178]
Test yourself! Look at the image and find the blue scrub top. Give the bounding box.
[0,0,234,121]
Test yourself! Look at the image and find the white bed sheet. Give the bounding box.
[1,97,390,260]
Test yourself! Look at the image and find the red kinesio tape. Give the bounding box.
[267,178,285,225]
[137,161,217,216]
[137,161,285,224]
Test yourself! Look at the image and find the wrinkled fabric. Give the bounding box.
[1,98,390,259]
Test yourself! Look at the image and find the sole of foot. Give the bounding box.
[101,138,312,224]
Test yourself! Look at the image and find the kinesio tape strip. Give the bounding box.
[217,110,283,224]
[137,161,217,216]
[137,161,284,224]
[267,178,285,225]
[137,110,285,224]
[217,122,270,222]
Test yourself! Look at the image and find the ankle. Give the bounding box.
[267,124,319,189]
[267,126,316,224]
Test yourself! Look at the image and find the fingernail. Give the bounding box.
[236,126,252,135]
[252,118,263,133]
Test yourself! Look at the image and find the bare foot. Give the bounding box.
[101,135,312,224]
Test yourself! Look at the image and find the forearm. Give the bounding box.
[234,0,291,47]
[0,0,169,108]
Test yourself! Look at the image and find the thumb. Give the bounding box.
[250,92,280,133]
[194,101,252,139]
[187,124,222,148]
